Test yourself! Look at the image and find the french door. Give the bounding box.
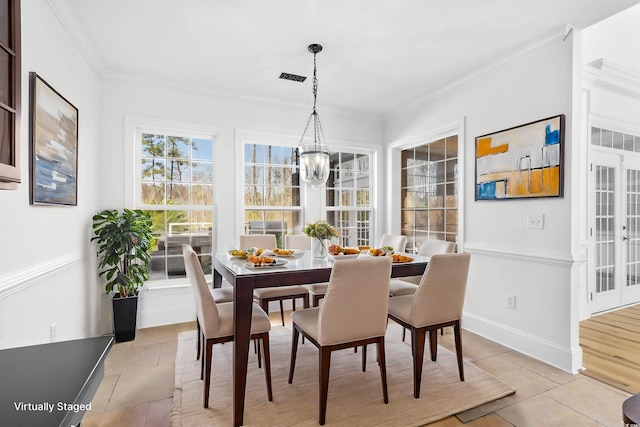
[589,150,640,313]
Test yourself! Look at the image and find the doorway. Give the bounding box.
[589,129,640,313]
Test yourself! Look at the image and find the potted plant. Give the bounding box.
[91,209,154,342]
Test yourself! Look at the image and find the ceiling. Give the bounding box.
[59,0,640,116]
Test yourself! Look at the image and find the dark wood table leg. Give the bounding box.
[213,268,222,288]
[233,279,254,427]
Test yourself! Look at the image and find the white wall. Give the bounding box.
[384,31,582,372]
[0,1,109,349]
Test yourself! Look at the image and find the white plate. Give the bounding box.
[244,259,288,269]
[330,253,360,260]
[265,250,299,257]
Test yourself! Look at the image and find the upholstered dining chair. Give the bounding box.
[285,234,330,307]
[389,239,455,297]
[240,234,310,326]
[288,257,393,425]
[387,252,471,399]
[379,233,408,253]
[182,244,273,408]
[284,234,312,251]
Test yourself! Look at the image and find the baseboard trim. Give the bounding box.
[463,311,582,374]
[0,253,83,299]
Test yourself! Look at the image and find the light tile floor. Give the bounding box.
[83,314,631,427]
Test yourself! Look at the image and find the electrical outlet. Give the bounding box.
[506,294,516,309]
[50,323,57,342]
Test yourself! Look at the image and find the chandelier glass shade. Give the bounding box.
[298,43,330,188]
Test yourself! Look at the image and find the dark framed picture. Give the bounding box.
[475,114,564,200]
[29,72,79,206]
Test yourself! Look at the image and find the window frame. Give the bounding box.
[400,136,459,251]
[236,129,305,242]
[388,120,465,254]
[324,147,376,248]
[125,117,221,287]
[0,0,21,189]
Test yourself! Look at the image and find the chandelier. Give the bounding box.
[298,43,331,188]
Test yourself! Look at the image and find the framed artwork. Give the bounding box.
[475,114,564,200]
[29,72,79,206]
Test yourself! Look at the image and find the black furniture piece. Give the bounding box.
[0,336,113,427]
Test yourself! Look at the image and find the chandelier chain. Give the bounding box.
[298,49,325,148]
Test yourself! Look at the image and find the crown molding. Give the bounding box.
[46,0,106,79]
[385,25,570,120]
[45,0,382,122]
[583,58,640,99]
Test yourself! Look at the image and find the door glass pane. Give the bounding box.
[627,169,640,287]
[595,165,615,293]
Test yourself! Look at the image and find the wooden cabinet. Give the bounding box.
[0,0,21,190]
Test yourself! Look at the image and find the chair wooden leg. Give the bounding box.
[288,326,300,384]
[411,328,426,398]
[303,294,309,309]
[361,344,367,372]
[261,333,273,401]
[319,347,332,426]
[429,329,438,361]
[454,320,465,381]
[204,339,214,408]
[280,299,286,326]
[257,338,262,369]
[377,337,389,404]
[200,333,205,380]
[196,319,201,360]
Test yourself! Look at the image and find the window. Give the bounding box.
[0,0,20,189]
[243,142,301,247]
[591,127,640,152]
[326,151,373,247]
[136,130,215,281]
[401,136,458,252]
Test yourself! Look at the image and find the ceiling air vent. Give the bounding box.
[279,72,307,82]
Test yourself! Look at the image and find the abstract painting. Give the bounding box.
[29,73,79,206]
[475,115,564,200]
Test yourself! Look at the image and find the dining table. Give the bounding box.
[212,250,430,426]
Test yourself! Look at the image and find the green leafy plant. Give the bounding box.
[91,209,154,297]
[303,220,339,240]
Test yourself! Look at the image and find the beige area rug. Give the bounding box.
[171,323,515,426]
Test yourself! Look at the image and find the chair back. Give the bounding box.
[285,234,311,250]
[417,239,455,257]
[239,234,277,249]
[318,257,392,346]
[410,253,470,327]
[183,244,220,335]
[379,234,408,253]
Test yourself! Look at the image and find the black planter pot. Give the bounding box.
[112,293,138,342]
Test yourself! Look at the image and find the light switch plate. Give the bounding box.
[527,214,544,229]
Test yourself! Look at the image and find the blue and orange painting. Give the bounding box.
[475,115,563,200]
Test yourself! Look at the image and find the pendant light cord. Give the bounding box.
[299,49,326,150]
